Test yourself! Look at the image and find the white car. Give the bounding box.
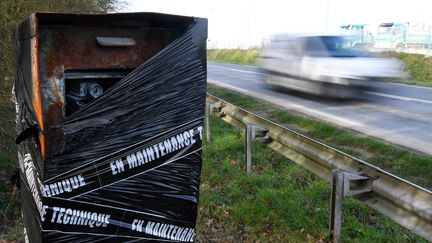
[259,34,406,98]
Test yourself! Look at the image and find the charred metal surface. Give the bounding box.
[26,12,195,158]
[38,25,183,129]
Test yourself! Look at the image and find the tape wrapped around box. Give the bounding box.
[13,12,207,242]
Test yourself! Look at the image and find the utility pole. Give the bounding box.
[326,0,330,31]
[246,4,251,48]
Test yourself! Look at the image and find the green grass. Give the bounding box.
[207,49,258,65]
[385,51,432,87]
[196,110,425,241]
[206,84,432,191]
[6,226,23,241]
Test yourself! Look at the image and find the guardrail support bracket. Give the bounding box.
[245,124,269,173]
[329,170,371,243]
[205,102,222,143]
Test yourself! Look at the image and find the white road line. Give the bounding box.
[208,79,364,127]
[208,65,262,75]
[366,91,432,105]
[389,82,432,90]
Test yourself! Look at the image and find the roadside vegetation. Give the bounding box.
[206,84,432,191]
[207,48,258,65]
[207,48,432,87]
[196,85,430,241]
[384,51,432,87]
[0,93,21,241]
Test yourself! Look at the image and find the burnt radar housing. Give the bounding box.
[13,12,207,242]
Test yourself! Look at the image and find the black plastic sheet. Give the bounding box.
[13,12,207,242]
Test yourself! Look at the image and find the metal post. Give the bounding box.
[245,124,268,174]
[329,170,371,242]
[245,124,253,174]
[205,102,211,143]
[330,170,344,243]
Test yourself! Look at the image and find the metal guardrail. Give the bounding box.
[205,94,432,241]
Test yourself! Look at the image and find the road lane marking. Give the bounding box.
[208,65,262,75]
[389,82,432,90]
[208,79,364,127]
[366,91,432,105]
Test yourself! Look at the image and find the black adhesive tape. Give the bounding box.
[14,12,207,242]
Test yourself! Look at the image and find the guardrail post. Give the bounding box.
[245,124,268,173]
[205,102,211,143]
[329,170,371,243]
[246,124,253,173]
[330,171,344,243]
[205,102,222,144]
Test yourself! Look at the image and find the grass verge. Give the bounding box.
[207,49,258,65]
[206,84,432,191]
[196,86,429,241]
[385,51,432,87]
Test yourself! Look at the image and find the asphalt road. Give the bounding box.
[207,61,432,155]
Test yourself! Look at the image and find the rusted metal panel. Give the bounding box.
[26,12,193,158]
[38,23,183,128]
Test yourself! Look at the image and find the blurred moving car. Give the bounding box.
[259,34,406,98]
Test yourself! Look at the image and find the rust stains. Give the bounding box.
[34,17,183,158]
[37,25,181,131]
[31,23,43,130]
[40,26,179,78]
[30,15,46,159]
[44,80,64,129]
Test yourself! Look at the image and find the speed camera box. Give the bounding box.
[13,12,207,242]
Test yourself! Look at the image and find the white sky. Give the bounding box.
[125,0,432,48]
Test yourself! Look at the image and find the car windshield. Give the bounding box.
[303,36,365,57]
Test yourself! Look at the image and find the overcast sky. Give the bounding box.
[125,0,432,48]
